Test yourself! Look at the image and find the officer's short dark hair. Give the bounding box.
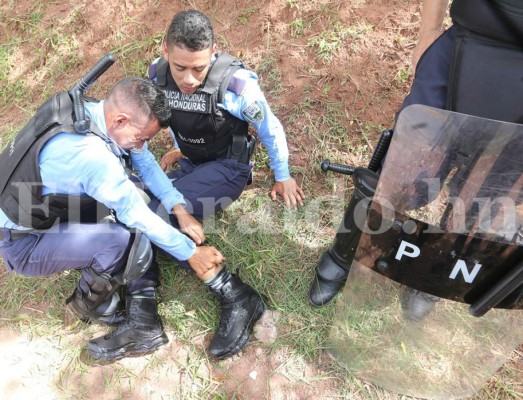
[165,10,214,51]
[109,77,170,128]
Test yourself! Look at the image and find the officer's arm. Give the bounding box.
[412,0,450,71]
[224,73,305,208]
[80,146,196,261]
[131,144,205,244]
[159,127,184,171]
[130,142,186,210]
[223,72,291,182]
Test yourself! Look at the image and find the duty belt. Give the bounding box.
[0,229,32,241]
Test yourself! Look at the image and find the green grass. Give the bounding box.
[396,64,412,85]
[289,18,303,37]
[0,2,82,107]
[308,21,373,62]
[257,54,284,96]
[112,31,164,76]
[237,7,258,25]
[0,42,30,104]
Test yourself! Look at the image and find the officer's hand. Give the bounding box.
[187,246,224,277]
[160,148,184,171]
[172,204,205,245]
[270,178,305,210]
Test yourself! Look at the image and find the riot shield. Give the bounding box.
[328,105,523,399]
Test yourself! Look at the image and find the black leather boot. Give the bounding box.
[208,271,266,359]
[309,251,349,307]
[309,168,378,307]
[66,269,125,326]
[87,297,168,361]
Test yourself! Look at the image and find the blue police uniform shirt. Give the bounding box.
[223,68,290,182]
[152,57,291,182]
[0,101,196,261]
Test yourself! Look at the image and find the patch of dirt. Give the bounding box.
[214,346,339,399]
[0,0,417,134]
[0,324,342,400]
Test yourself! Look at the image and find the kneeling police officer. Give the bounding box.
[149,10,305,214]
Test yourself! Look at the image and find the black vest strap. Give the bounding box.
[88,118,109,141]
[201,53,238,95]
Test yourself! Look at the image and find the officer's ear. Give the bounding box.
[162,41,169,61]
[112,113,131,130]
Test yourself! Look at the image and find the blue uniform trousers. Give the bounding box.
[168,157,252,220]
[0,183,161,293]
[400,26,456,113]
[135,157,252,285]
[0,223,130,292]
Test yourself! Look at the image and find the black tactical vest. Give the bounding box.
[447,0,523,122]
[0,92,103,229]
[150,52,249,164]
[450,0,523,45]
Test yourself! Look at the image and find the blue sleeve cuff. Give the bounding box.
[172,237,196,261]
[272,163,291,182]
[163,194,186,214]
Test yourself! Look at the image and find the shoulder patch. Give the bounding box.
[227,75,248,96]
[242,101,264,123]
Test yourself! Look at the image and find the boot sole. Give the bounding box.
[211,298,266,360]
[88,333,169,362]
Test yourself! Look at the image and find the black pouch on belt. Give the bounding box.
[226,132,256,165]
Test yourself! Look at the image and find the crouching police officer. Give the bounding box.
[149,10,305,215]
[0,76,265,361]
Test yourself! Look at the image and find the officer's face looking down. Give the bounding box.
[98,77,170,151]
[104,97,162,150]
[108,114,161,150]
[163,42,215,95]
